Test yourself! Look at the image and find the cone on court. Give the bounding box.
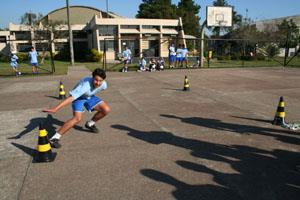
[272,96,286,126]
[35,123,56,163]
[59,81,66,99]
[183,75,190,91]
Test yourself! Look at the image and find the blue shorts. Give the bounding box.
[169,55,176,62]
[72,95,102,113]
[10,63,18,69]
[176,57,182,62]
[31,62,38,67]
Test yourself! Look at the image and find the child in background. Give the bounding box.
[149,58,156,72]
[157,57,165,71]
[138,57,147,72]
[10,51,21,77]
[29,46,39,74]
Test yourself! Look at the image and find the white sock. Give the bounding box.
[50,132,61,140]
[87,120,96,127]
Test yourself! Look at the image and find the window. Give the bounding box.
[0,36,6,43]
[54,31,68,39]
[73,31,87,39]
[98,25,117,36]
[54,42,68,51]
[142,25,159,30]
[100,40,116,52]
[17,43,32,52]
[120,25,139,29]
[14,31,31,40]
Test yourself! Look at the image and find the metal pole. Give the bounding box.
[66,0,75,66]
[106,0,109,13]
[200,20,207,68]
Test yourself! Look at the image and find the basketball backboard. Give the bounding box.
[206,6,232,27]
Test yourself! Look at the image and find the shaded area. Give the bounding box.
[11,142,36,158]
[7,114,90,140]
[112,124,300,200]
[141,169,241,200]
[231,115,273,124]
[11,142,57,163]
[45,95,61,100]
[160,114,300,145]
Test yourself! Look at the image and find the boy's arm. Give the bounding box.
[43,96,74,113]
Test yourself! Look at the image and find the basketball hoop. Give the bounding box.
[206,6,232,27]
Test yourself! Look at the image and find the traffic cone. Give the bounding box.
[35,123,56,163]
[272,96,286,126]
[183,75,190,91]
[59,81,66,99]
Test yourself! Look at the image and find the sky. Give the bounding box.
[0,0,299,29]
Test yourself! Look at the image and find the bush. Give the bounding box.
[0,53,9,62]
[256,53,266,60]
[90,49,103,62]
[217,55,231,60]
[231,52,242,60]
[266,44,279,58]
[17,52,29,62]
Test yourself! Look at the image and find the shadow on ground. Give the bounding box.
[7,114,91,140]
[111,121,300,200]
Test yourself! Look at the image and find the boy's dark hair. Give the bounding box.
[92,68,106,79]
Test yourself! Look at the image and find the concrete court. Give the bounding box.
[0,66,300,200]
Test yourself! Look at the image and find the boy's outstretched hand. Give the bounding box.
[42,108,57,113]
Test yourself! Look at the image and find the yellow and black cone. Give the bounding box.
[272,96,285,125]
[59,81,66,99]
[35,123,56,163]
[183,75,190,91]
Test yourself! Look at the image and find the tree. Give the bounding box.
[276,19,300,48]
[20,12,43,26]
[177,0,201,37]
[136,0,177,19]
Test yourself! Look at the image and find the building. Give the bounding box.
[255,15,300,57]
[255,15,300,32]
[0,6,186,61]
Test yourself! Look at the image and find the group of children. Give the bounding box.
[169,43,189,68]
[138,57,165,72]
[9,46,39,77]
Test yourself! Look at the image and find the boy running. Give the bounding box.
[43,68,111,148]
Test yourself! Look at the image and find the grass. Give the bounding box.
[0,59,70,77]
[1,56,299,77]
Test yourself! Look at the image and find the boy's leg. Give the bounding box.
[85,101,110,133]
[49,111,83,148]
[90,101,111,122]
[57,111,83,135]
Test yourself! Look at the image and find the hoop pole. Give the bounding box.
[200,20,207,68]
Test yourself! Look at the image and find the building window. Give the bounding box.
[142,25,159,30]
[55,42,68,51]
[98,25,117,36]
[35,43,49,51]
[34,30,51,40]
[73,31,87,39]
[0,36,6,43]
[17,43,32,52]
[54,31,68,39]
[120,25,139,29]
[14,31,31,40]
[121,40,139,57]
[100,40,116,52]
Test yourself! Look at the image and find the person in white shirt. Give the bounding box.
[176,44,183,68]
[181,45,189,68]
[169,43,176,68]
[122,46,132,72]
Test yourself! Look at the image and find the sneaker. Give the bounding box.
[49,138,62,149]
[85,122,99,133]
